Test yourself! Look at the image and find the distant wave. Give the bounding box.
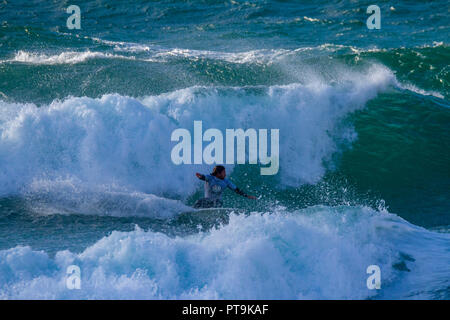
[396,82,445,99]
[23,177,192,218]
[89,36,448,64]
[1,50,135,65]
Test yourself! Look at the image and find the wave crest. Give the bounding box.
[2,50,134,65]
[0,64,395,214]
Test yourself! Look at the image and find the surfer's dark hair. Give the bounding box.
[211,165,225,177]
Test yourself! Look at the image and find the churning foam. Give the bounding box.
[0,64,395,215]
[0,206,448,299]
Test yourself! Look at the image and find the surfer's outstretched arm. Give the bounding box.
[195,173,206,181]
[232,186,257,200]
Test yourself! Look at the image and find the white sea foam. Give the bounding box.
[396,82,445,99]
[3,50,135,65]
[91,37,157,53]
[0,64,396,215]
[24,177,192,218]
[0,206,448,299]
[87,36,372,63]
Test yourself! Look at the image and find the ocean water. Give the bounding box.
[0,0,449,299]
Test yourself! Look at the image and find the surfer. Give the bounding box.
[194,165,257,208]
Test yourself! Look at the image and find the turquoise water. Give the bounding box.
[0,0,449,299]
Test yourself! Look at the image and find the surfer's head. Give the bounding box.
[211,165,226,179]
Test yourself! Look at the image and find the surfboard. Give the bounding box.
[192,207,242,212]
[180,207,244,217]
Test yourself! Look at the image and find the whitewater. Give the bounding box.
[0,0,449,300]
[1,63,448,299]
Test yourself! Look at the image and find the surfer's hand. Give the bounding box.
[247,195,257,200]
[196,173,206,181]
